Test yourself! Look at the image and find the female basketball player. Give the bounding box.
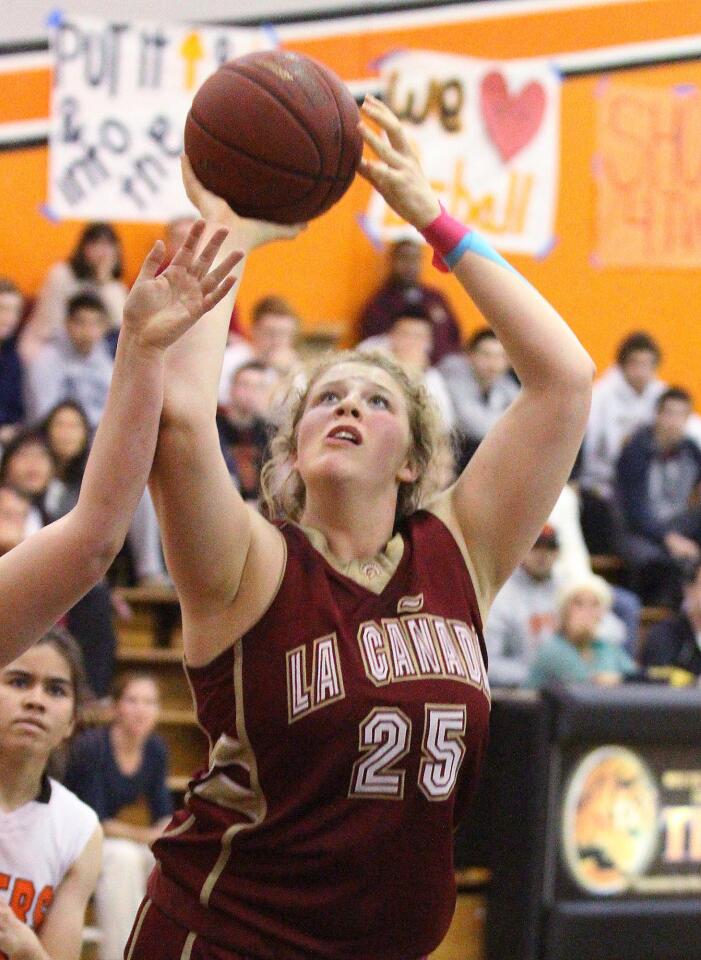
[0,222,241,668]
[127,97,594,959]
[0,628,100,960]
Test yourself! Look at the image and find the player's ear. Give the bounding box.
[396,456,419,485]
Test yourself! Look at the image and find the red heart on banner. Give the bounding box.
[480,71,547,163]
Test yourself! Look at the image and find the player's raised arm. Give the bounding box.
[358,95,594,608]
[147,158,302,663]
[0,222,239,667]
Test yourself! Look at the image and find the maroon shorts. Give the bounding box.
[125,898,427,960]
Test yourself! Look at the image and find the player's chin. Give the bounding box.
[308,451,364,482]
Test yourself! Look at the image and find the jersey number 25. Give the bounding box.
[348,703,467,801]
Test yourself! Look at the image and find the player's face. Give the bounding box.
[0,646,75,757]
[115,678,160,741]
[295,362,416,493]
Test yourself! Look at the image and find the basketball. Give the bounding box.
[184,50,363,224]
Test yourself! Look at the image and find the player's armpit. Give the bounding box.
[443,384,590,606]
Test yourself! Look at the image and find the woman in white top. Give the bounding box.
[0,628,100,960]
[20,224,128,363]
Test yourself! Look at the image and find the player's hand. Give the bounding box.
[122,220,242,351]
[358,95,441,230]
[0,898,43,958]
[181,155,305,252]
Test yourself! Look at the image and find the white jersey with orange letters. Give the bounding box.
[0,777,98,931]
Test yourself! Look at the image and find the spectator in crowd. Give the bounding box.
[1,425,117,699]
[640,560,701,682]
[0,278,26,448]
[20,222,127,362]
[24,292,114,428]
[217,361,276,502]
[360,306,456,435]
[549,482,641,655]
[40,400,92,520]
[439,327,520,470]
[356,236,461,364]
[218,294,301,405]
[0,629,102,960]
[528,575,638,687]
[486,525,633,686]
[0,429,55,528]
[64,672,173,960]
[615,387,701,605]
[0,485,31,557]
[579,332,665,553]
[39,397,168,589]
[485,525,561,686]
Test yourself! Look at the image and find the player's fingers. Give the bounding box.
[133,240,166,285]
[201,275,237,313]
[171,219,207,269]
[189,226,229,276]
[362,95,410,152]
[358,157,400,191]
[358,122,404,169]
[201,250,244,292]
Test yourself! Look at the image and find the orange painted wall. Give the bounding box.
[1,0,700,393]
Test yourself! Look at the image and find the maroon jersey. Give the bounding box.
[148,511,490,960]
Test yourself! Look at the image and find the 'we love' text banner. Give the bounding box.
[48,13,272,221]
[363,50,562,256]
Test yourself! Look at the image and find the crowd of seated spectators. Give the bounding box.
[3,228,701,704]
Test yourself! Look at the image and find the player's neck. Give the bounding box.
[300,490,397,563]
[0,752,45,813]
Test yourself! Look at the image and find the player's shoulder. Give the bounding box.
[48,778,99,827]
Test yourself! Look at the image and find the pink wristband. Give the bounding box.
[420,204,470,272]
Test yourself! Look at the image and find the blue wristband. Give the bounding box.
[444,230,519,277]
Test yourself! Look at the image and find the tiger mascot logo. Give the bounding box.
[562,746,659,894]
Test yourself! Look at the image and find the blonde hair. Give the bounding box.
[260,350,451,524]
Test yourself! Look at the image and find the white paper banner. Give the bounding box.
[47,13,274,221]
[363,50,561,256]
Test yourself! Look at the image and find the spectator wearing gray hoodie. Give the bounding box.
[485,525,629,686]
